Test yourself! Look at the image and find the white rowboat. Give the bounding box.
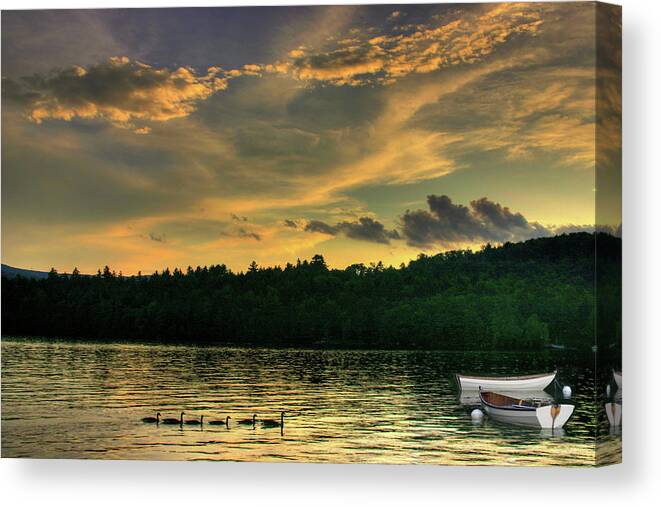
[479,390,574,429]
[456,370,556,392]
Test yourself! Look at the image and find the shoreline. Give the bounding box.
[1,335,599,355]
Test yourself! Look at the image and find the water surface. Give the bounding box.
[1,340,618,465]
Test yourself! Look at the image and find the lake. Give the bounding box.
[1,339,620,465]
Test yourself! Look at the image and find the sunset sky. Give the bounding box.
[1,3,619,274]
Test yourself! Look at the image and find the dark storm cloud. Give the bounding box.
[470,197,531,230]
[305,220,339,235]
[341,217,401,244]
[400,195,551,248]
[304,216,399,244]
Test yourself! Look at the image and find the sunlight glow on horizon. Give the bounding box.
[2,3,619,275]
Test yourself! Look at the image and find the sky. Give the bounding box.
[1,3,621,274]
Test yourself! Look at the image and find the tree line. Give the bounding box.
[1,232,621,350]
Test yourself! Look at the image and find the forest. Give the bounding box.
[1,232,621,350]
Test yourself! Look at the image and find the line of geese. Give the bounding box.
[141,411,284,429]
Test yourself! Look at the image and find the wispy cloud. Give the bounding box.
[278,3,546,86]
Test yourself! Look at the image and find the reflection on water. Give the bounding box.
[1,340,619,465]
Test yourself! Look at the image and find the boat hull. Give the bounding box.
[457,371,556,391]
[482,404,539,426]
[480,391,574,429]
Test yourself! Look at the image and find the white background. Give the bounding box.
[1,0,659,505]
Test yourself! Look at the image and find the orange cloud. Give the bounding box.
[280,2,546,86]
[7,56,228,131]
[4,4,553,132]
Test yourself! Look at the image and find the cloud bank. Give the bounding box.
[295,194,609,251]
[400,195,551,247]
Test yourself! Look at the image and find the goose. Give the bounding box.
[141,412,161,424]
[162,411,185,425]
[238,414,257,426]
[208,416,231,427]
[261,411,285,428]
[184,415,204,426]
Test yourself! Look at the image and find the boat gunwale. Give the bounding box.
[456,370,557,382]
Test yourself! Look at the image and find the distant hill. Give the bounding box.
[0,233,622,351]
[1,264,50,280]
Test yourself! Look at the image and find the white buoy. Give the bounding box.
[606,385,611,397]
[562,385,572,399]
[471,409,484,422]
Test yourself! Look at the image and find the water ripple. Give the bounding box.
[1,340,618,465]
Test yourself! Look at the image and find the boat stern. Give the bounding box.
[536,404,574,429]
